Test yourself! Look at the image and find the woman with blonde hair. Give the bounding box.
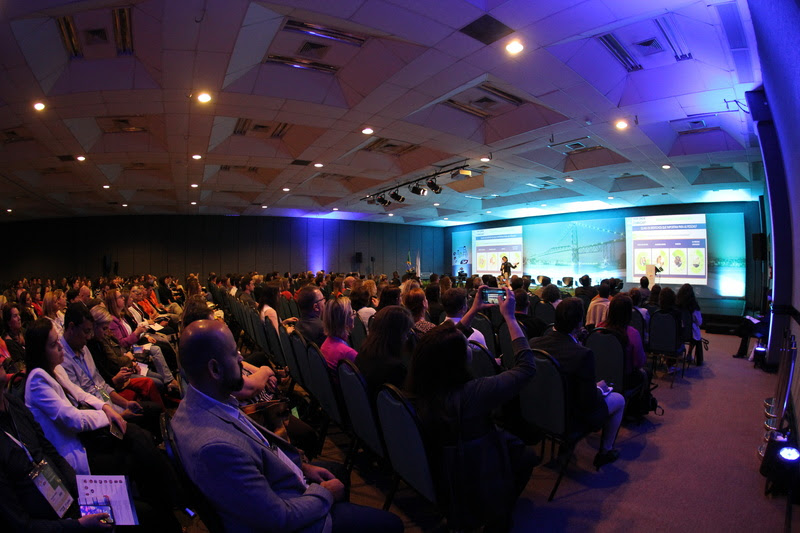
[319,296,356,374]
[42,289,66,335]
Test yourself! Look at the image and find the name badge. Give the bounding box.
[30,460,74,518]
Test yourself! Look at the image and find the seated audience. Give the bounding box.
[410,287,537,531]
[350,286,375,330]
[41,289,66,336]
[677,283,704,366]
[638,276,651,301]
[513,288,548,339]
[585,282,611,327]
[354,305,414,403]
[645,284,662,316]
[441,288,487,347]
[294,285,326,347]
[404,288,435,337]
[172,319,403,533]
[529,297,625,469]
[597,294,650,393]
[425,284,445,325]
[320,296,357,373]
[2,304,26,369]
[258,282,281,333]
[541,283,562,310]
[376,287,401,312]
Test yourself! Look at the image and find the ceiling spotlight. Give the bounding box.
[332,207,339,211]
[362,127,374,135]
[409,183,427,196]
[122,204,128,207]
[426,178,442,194]
[608,196,615,200]
[433,202,440,206]
[102,185,110,189]
[662,164,672,169]
[76,155,86,161]
[314,163,324,168]
[282,187,291,192]
[565,177,574,183]
[480,154,492,162]
[389,190,405,203]
[451,169,472,179]
[197,93,211,103]
[376,195,391,206]
[261,205,268,209]
[191,201,197,205]
[6,209,12,213]
[191,183,199,188]
[615,120,628,130]
[192,154,202,160]
[33,102,46,111]
[443,217,449,220]
[541,204,547,207]
[486,211,492,214]
[506,40,524,54]
[388,213,394,217]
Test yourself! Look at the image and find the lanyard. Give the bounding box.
[4,430,34,462]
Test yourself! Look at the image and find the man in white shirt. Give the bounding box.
[585,282,612,327]
[441,287,487,346]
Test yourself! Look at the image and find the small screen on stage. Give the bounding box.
[472,226,523,277]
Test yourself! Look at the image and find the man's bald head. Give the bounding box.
[179,319,236,384]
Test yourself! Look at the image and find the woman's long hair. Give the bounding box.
[604,294,633,332]
[676,283,701,312]
[358,306,413,363]
[24,318,56,375]
[408,322,471,412]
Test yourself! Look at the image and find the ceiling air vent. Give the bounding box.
[233,118,251,135]
[687,120,706,129]
[291,160,312,166]
[84,28,108,45]
[251,122,290,139]
[442,99,489,119]
[297,41,331,60]
[362,138,419,156]
[220,165,231,171]
[265,55,338,74]
[283,20,366,46]
[113,7,133,55]
[57,155,76,162]
[471,96,498,109]
[564,141,586,151]
[634,38,664,56]
[478,83,525,106]
[247,167,259,173]
[598,33,642,72]
[1,128,33,144]
[459,15,514,46]
[56,16,82,58]
[97,116,148,133]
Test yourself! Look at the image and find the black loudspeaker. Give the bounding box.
[354,252,363,263]
[752,233,767,261]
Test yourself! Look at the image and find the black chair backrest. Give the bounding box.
[305,343,345,426]
[585,328,626,388]
[264,321,287,367]
[286,330,308,388]
[527,293,541,317]
[338,360,384,457]
[468,340,499,378]
[349,317,368,352]
[649,311,682,354]
[278,298,292,321]
[519,350,567,436]
[376,384,437,504]
[160,413,225,533]
[534,301,556,325]
[630,308,646,344]
[679,310,693,342]
[497,321,515,369]
[471,313,497,357]
[288,299,300,319]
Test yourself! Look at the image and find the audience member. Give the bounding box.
[585,283,611,327]
[638,276,651,301]
[529,297,625,470]
[354,306,414,403]
[597,294,650,393]
[441,288,487,347]
[350,286,375,330]
[404,288,435,337]
[513,288,548,339]
[320,296,357,373]
[294,285,326,347]
[376,287,401,312]
[2,304,25,370]
[677,284,704,366]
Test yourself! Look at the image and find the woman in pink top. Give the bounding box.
[320,296,357,376]
[598,294,649,393]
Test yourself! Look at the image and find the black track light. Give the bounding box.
[426,178,442,194]
[389,190,405,203]
[376,195,391,206]
[409,183,428,196]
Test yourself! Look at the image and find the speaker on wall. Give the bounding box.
[354,252,363,263]
[752,233,767,261]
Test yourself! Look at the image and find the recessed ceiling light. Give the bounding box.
[443,217,449,220]
[192,154,202,160]
[6,209,12,213]
[541,204,547,207]
[102,185,110,189]
[197,93,211,103]
[282,187,290,192]
[261,205,268,209]
[190,201,197,205]
[433,202,440,206]
[33,102,46,111]
[388,213,394,217]
[191,183,198,188]
[565,177,574,183]
[661,164,671,169]
[122,204,128,207]
[332,207,339,211]
[314,163,324,168]
[615,120,628,130]
[76,155,86,161]
[361,127,374,135]
[486,211,492,214]
[480,156,491,162]
[506,40,524,54]
[608,196,614,199]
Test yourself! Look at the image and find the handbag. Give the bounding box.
[439,391,516,531]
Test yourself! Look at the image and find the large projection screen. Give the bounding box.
[625,214,708,285]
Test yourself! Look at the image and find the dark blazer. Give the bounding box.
[529,329,608,431]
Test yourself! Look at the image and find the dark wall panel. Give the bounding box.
[0,215,446,281]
